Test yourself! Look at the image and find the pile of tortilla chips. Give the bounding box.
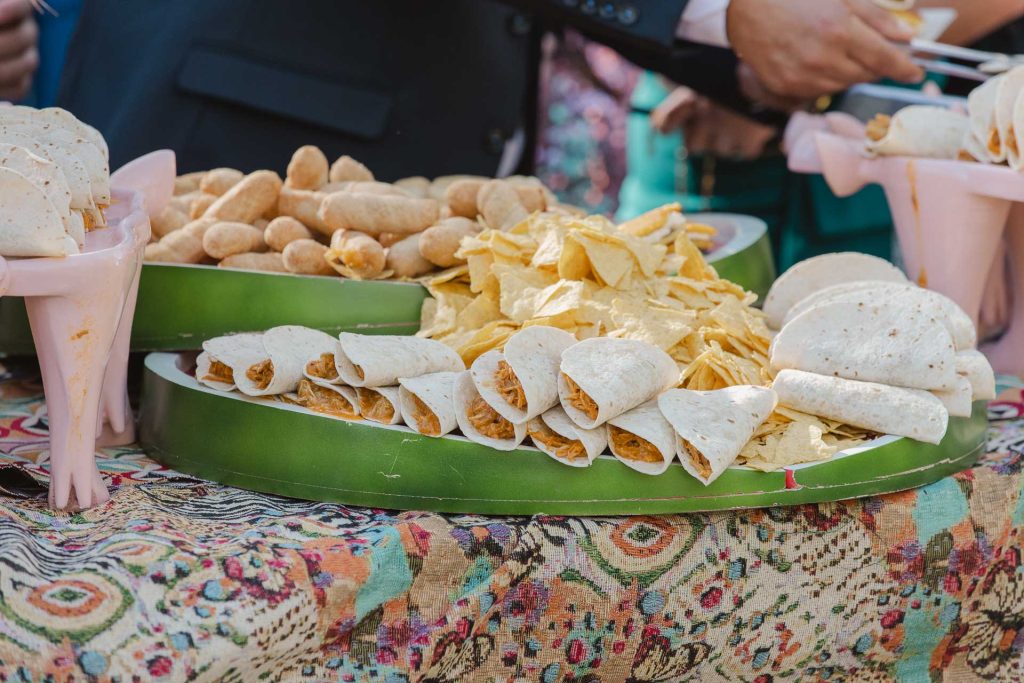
[418,206,875,470]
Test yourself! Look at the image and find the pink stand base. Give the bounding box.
[787,116,1024,377]
[0,150,174,509]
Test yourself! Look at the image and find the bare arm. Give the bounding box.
[919,0,1024,46]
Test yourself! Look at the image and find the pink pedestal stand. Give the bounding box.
[787,115,1023,377]
[0,150,173,509]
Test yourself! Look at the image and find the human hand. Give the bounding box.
[0,0,37,101]
[651,85,778,160]
[727,0,923,99]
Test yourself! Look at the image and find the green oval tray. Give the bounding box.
[139,352,985,516]
[0,214,773,355]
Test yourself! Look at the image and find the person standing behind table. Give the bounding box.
[22,0,82,107]
[55,0,923,175]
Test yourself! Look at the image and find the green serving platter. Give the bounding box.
[140,352,985,516]
[0,213,773,356]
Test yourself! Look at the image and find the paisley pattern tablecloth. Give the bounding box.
[1,363,1024,683]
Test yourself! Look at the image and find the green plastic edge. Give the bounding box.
[710,232,776,304]
[139,353,987,516]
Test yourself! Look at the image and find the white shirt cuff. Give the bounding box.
[675,0,731,48]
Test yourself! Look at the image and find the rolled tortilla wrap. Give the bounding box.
[558,338,679,429]
[399,371,460,437]
[784,280,977,351]
[773,369,949,445]
[197,332,266,391]
[865,106,968,160]
[932,375,973,418]
[304,350,342,384]
[235,326,337,397]
[335,333,464,387]
[454,371,526,450]
[968,75,1002,162]
[527,406,607,467]
[996,66,1024,168]
[0,167,78,257]
[1,121,110,206]
[956,349,996,400]
[763,252,907,330]
[771,300,957,391]
[297,378,360,418]
[471,326,576,424]
[658,386,778,486]
[606,400,676,475]
[356,386,404,425]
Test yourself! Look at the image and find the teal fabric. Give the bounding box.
[618,72,895,271]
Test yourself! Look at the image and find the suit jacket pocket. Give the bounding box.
[176,47,392,140]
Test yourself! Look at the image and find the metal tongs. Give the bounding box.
[909,38,1024,82]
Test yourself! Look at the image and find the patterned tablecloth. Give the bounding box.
[1,363,1024,683]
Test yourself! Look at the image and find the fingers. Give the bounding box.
[0,47,35,99]
[846,0,913,41]
[0,10,35,60]
[0,0,32,27]
[847,15,923,83]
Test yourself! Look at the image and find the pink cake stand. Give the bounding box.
[0,150,172,509]
[787,115,1023,377]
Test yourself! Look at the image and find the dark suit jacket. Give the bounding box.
[58,0,742,176]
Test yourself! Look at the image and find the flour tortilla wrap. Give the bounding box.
[0,106,109,162]
[454,371,526,450]
[335,333,464,387]
[197,332,266,391]
[606,400,676,475]
[865,105,968,160]
[399,371,460,437]
[0,130,95,216]
[773,369,949,444]
[663,387,774,483]
[771,300,957,390]
[558,338,679,429]
[969,75,1003,162]
[956,349,996,400]
[297,378,360,417]
[784,280,977,350]
[960,128,988,163]
[1,122,109,205]
[932,375,973,418]
[234,326,337,397]
[996,66,1024,168]
[658,385,777,486]
[0,167,77,257]
[0,143,77,246]
[471,326,576,424]
[527,406,607,467]
[763,252,907,329]
[356,386,404,425]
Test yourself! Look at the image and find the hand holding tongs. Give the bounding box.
[908,39,1024,82]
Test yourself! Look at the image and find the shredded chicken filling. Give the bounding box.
[467,396,515,439]
[246,360,274,390]
[495,360,527,410]
[1009,126,1019,156]
[353,365,366,381]
[562,373,599,421]
[989,128,1001,156]
[528,423,586,461]
[297,380,356,416]
[409,393,441,436]
[865,114,890,142]
[609,426,663,463]
[203,360,234,384]
[306,353,338,380]
[681,439,712,479]
[357,388,395,423]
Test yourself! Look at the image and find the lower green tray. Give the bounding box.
[139,352,986,516]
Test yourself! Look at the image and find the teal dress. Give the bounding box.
[617,73,894,271]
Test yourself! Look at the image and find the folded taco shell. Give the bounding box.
[528,406,607,467]
[606,399,676,475]
[399,371,460,437]
[559,338,679,429]
[471,325,576,424]
[969,75,1003,163]
[932,375,973,418]
[0,167,78,257]
[771,300,957,390]
[773,369,949,444]
[335,333,464,387]
[763,252,907,329]
[956,349,996,400]
[454,371,526,450]
[658,386,777,486]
